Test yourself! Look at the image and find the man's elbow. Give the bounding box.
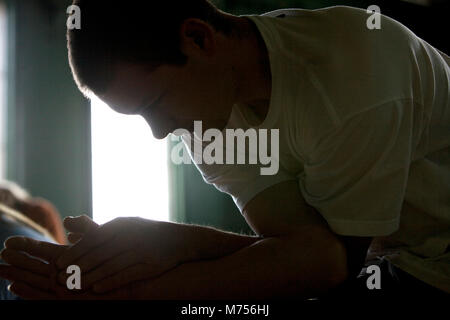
[324,238,349,290]
[286,228,350,297]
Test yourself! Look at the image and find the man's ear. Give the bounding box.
[179,18,217,57]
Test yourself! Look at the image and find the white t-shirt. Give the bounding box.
[181,6,450,292]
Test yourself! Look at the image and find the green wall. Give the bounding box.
[5,0,92,219]
[168,140,254,235]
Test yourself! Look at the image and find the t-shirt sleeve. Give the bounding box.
[299,99,416,237]
[181,134,295,213]
[202,163,295,213]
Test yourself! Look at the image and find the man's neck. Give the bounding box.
[226,15,272,123]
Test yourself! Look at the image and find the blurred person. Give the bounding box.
[0,180,66,299]
[0,181,66,245]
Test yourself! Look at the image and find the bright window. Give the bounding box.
[0,2,7,179]
[91,97,169,225]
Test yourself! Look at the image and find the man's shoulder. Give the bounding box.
[259,6,369,19]
[256,5,418,57]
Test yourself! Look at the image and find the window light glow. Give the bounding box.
[91,97,169,225]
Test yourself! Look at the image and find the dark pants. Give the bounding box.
[318,256,448,303]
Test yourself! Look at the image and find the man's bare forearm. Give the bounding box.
[132,225,346,300]
[164,221,263,263]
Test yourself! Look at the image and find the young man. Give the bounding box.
[0,1,448,300]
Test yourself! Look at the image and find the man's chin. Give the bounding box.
[151,129,170,140]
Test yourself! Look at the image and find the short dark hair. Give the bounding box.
[67,0,235,98]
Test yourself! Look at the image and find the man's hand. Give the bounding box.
[54,216,189,293]
[64,214,99,244]
[0,236,139,299]
[0,236,73,299]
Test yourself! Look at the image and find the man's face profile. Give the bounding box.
[98,19,237,140]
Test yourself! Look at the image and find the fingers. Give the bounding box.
[1,249,52,275]
[8,281,56,300]
[73,237,130,273]
[63,215,99,234]
[57,249,138,289]
[4,237,67,262]
[0,263,127,300]
[1,267,113,300]
[8,281,108,300]
[92,263,153,293]
[0,264,52,291]
[55,220,117,270]
[67,232,83,244]
[80,250,143,290]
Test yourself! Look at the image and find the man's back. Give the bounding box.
[185,6,450,292]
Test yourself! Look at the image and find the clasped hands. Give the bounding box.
[0,215,186,299]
